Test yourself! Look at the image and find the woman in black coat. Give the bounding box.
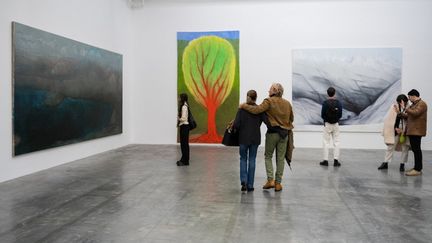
[233,90,265,191]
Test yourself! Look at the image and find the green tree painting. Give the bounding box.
[177,31,239,143]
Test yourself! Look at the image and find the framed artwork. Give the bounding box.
[292,48,402,131]
[12,22,123,156]
[177,31,239,143]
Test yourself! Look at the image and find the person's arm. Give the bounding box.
[338,101,343,119]
[178,105,188,123]
[240,99,270,114]
[406,101,427,118]
[261,112,269,126]
[289,102,294,125]
[232,109,242,130]
[321,101,327,120]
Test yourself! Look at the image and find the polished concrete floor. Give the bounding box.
[0,144,431,243]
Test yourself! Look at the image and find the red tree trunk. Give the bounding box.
[191,102,222,143]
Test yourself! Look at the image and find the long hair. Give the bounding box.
[178,93,188,117]
[396,94,408,111]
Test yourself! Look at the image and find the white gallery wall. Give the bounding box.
[131,0,432,150]
[0,0,133,182]
[0,0,431,183]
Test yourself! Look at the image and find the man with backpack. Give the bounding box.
[320,87,343,167]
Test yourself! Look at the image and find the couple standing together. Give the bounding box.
[379,89,427,176]
[233,83,294,192]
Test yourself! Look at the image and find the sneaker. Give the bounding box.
[399,163,405,172]
[334,159,341,167]
[378,162,388,170]
[262,179,275,189]
[275,182,282,192]
[406,168,415,172]
[247,187,254,192]
[241,183,247,192]
[320,160,329,166]
[405,169,422,176]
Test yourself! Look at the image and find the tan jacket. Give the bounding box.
[406,99,427,136]
[382,104,408,146]
[241,96,294,130]
[382,105,398,145]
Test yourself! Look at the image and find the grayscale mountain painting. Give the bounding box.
[292,48,402,127]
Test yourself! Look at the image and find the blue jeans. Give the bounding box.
[239,144,259,189]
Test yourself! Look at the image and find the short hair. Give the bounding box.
[396,94,408,103]
[327,87,336,97]
[247,90,257,101]
[408,89,420,97]
[269,83,284,97]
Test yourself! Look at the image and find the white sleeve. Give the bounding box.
[179,105,189,123]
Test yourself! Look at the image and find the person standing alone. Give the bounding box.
[177,93,190,166]
[320,87,343,167]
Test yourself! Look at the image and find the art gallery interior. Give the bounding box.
[0,0,432,242]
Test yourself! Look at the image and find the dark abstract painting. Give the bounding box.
[12,22,122,156]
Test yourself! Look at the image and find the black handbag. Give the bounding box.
[222,128,239,146]
[188,108,197,130]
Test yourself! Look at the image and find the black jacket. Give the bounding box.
[233,107,265,145]
[321,99,343,124]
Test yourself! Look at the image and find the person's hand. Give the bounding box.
[395,128,402,134]
[393,104,399,113]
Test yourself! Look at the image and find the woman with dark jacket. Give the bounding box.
[233,90,265,192]
[177,93,190,166]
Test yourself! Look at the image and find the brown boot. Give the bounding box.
[275,182,283,192]
[262,179,275,189]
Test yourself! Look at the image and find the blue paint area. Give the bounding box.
[14,88,113,155]
[177,31,239,40]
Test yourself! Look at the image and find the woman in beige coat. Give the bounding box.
[379,94,410,171]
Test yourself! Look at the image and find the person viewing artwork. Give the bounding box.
[378,94,410,171]
[233,90,265,192]
[319,87,343,167]
[240,83,294,192]
[401,89,427,176]
[177,93,190,166]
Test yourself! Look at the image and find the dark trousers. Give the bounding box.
[180,125,190,163]
[409,135,422,171]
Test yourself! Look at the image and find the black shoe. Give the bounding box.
[247,187,254,192]
[399,163,405,172]
[334,159,341,167]
[320,160,328,166]
[176,161,189,166]
[241,182,247,192]
[378,162,388,170]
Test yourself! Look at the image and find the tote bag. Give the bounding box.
[222,128,239,146]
